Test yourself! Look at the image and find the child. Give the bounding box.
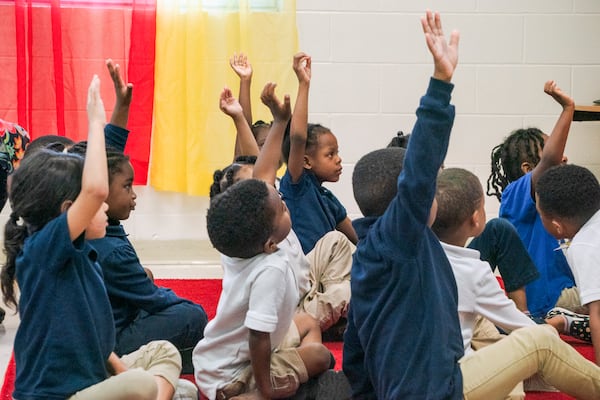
[193,178,334,400]
[536,164,600,362]
[387,132,539,313]
[344,11,463,398]
[431,166,600,399]
[486,81,578,319]
[210,81,354,332]
[71,61,208,376]
[0,76,182,400]
[279,52,358,254]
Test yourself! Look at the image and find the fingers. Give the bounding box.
[260,82,278,105]
[88,74,100,102]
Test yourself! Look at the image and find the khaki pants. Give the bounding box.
[301,231,355,331]
[68,340,181,400]
[461,324,600,400]
[470,316,524,399]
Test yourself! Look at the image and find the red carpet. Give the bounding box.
[0,279,593,399]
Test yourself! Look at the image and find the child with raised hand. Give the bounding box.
[68,62,208,379]
[536,164,600,361]
[487,81,579,320]
[1,75,182,400]
[430,166,600,399]
[254,82,354,336]
[344,11,463,398]
[280,52,358,254]
[193,178,334,400]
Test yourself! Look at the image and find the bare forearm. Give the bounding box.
[239,78,253,126]
[249,330,272,398]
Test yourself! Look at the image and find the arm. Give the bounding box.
[106,352,128,375]
[106,59,133,129]
[588,300,600,366]
[287,52,311,183]
[230,52,253,127]
[67,75,109,241]
[530,80,575,191]
[219,87,259,159]
[248,329,273,399]
[253,82,291,185]
[336,217,358,245]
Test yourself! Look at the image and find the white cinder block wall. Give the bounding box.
[4,1,599,242]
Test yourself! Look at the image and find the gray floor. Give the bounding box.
[0,240,221,387]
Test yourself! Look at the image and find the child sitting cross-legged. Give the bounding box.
[193,178,337,400]
[431,166,600,399]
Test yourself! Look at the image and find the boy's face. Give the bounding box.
[266,185,292,245]
[85,202,109,239]
[305,132,342,183]
[106,161,136,221]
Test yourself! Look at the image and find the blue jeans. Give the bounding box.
[114,301,207,374]
[468,218,539,293]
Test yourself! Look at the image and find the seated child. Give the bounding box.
[210,79,354,332]
[536,164,600,361]
[279,52,358,254]
[1,75,183,400]
[487,81,578,319]
[432,166,600,398]
[69,60,208,375]
[193,178,334,400]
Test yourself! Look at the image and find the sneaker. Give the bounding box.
[314,370,351,400]
[173,378,199,400]
[0,307,5,324]
[546,307,591,342]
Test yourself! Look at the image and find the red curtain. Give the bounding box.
[1,0,155,183]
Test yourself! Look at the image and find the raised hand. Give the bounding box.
[260,82,291,123]
[87,75,106,126]
[544,80,575,110]
[421,10,459,82]
[292,52,311,84]
[219,87,244,118]
[106,59,133,108]
[230,52,253,81]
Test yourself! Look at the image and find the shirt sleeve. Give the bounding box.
[245,267,287,333]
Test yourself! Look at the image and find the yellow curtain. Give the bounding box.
[151,0,298,195]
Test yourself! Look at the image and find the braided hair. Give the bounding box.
[210,155,257,198]
[486,128,545,201]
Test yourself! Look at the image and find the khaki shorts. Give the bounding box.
[217,323,309,399]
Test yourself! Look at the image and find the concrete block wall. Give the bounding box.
[3,1,600,242]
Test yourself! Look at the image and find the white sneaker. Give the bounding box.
[173,378,199,400]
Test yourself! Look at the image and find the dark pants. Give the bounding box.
[468,217,540,293]
[114,301,208,374]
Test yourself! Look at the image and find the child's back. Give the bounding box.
[343,12,463,398]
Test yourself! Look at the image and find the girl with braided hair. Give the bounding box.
[486,80,584,325]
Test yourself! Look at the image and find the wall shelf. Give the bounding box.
[573,105,600,121]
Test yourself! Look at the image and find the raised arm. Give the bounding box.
[286,52,311,182]
[219,87,259,159]
[421,10,459,83]
[253,82,291,185]
[67,75,109,241]
[106,59,133,129]
[230,52,253,127]
[530,80,574,191]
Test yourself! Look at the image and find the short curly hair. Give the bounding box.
[536,164,600,229]
[352,147,406,217]
[207,179,275,258]
[432,168,483,240]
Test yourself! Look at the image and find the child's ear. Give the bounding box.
[60,200,74,213]
[551,219,565,238]
[303,155,312,170]
[520,161,534,174]
[263,238,279,254]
